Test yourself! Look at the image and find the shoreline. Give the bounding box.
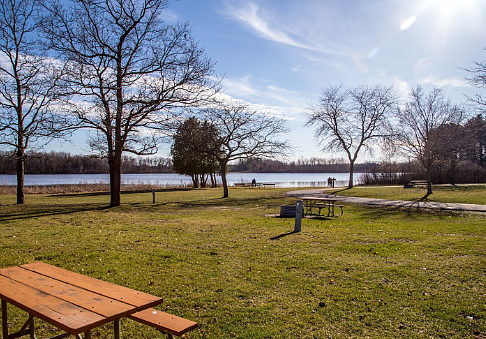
[0,182,195,195]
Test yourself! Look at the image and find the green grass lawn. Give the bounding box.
[1,187,485,338]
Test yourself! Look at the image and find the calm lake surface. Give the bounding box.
[0,172,362,188]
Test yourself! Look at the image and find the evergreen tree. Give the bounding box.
[171,117,219,188]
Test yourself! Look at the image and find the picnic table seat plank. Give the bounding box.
[20,262,161,308]
[0,275,105,334]
[0,266,134,318]
[128,308,198,337]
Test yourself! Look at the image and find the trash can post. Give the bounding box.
[152,188,156,203]
[294,200,303,232]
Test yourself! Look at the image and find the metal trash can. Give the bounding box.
[280,205,297,217]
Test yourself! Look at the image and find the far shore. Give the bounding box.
[0,182,195,195]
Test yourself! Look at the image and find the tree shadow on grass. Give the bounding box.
[417,193,432,202]
[1,204,112,222]
[50,187,194,198]
[328,187,353,195]
[270,215,332,240]
[352,202,453,221]
[1,188,289,221]
[270,230,300,240]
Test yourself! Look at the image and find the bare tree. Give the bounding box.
[0,0,69,204]
[205,103,291,198]
[306,84,396,188]
[41,0,219,206]
[464,57,486,113]
[395,86,464,195]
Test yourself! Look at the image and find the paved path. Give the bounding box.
[286,189,486,213]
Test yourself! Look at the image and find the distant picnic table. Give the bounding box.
[233,182,275,188]
[300,196,344,217]
[405,180,428,188]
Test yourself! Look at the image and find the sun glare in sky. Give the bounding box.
[434,0,477,12]
[400,0,480,30]
[430,0,479,22]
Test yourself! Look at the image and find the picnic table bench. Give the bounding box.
[128,309,197,339]
[406,180,428,188]
[0,262,197,339]
[300,197,344,217]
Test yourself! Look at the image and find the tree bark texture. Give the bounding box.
[16,148,25,204]
[109,153,122,207]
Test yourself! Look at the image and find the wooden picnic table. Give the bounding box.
[0,262,163,339]
[300,196,344,217]
[409,180,427,187]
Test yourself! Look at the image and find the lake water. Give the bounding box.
[0,172,362,188]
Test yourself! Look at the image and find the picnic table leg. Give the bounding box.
[2,300,7,339]
[84,329,92,339]
[114,319,120,339]
[1,304,37,339]
[29,317,34,339]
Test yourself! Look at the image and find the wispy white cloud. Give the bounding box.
[221,1,315,50]
[223,76,260,98]
[220,1,352,58]
[420,76,471,88]
[222,75,306,118]
[265,85,303,106]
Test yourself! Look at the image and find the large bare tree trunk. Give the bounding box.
[109,153,122,207]
[348,160,355,189]
[16,62,25,205]
[16,147,25,204]
[220,162,229,198]
[426,165,433,195]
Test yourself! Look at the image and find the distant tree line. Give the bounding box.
[0,150,378,175]
[230,158,370,173]
[0,151,172,175]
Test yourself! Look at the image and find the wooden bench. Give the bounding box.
[128,308,198,338]
[408,180,427,188]
[262,183,275,188]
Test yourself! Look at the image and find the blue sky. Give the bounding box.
[53,0,486,161]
